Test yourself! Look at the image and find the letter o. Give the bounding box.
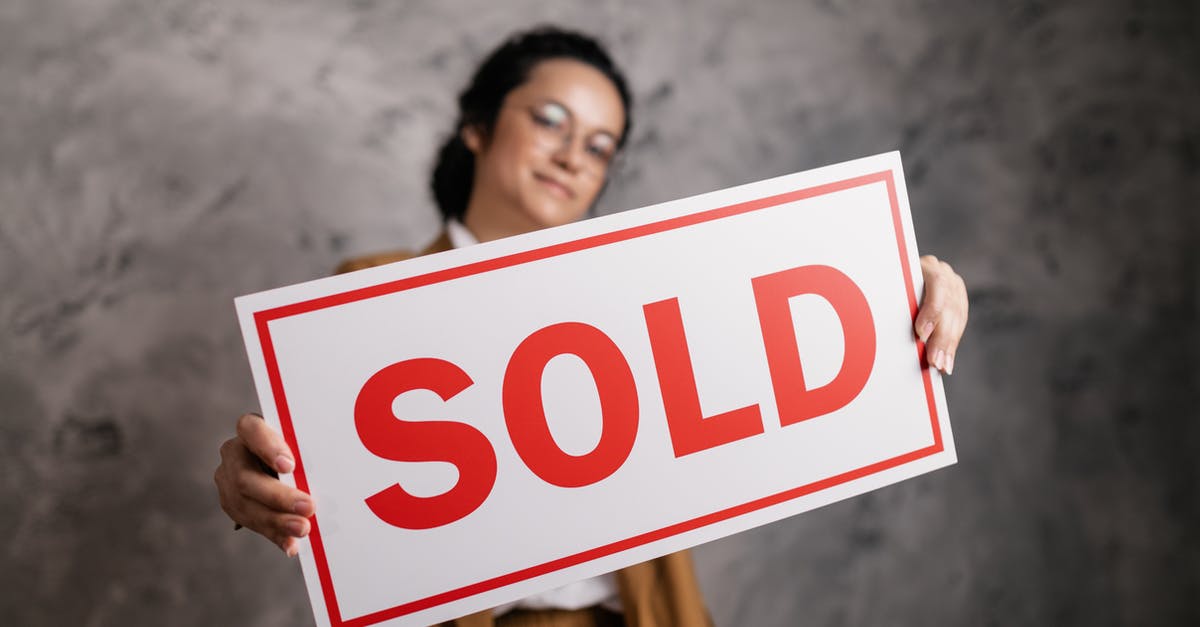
[502,322,639,488]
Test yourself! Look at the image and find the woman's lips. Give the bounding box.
[534,173,575,199]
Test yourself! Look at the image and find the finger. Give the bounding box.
[231,444,315,517]
[955,271,969,323]
[236,413,295,475]
[281,536,301,558]
[215,457,313,554]
[926,313,965,375]
[238,497,312,554]
[914,274,946,344]
[929,270,968,374]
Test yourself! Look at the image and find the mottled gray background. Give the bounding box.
[1,0,1197,625]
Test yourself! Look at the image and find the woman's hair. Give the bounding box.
[430,26,634,222]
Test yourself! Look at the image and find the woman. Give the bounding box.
[214,26,969,627]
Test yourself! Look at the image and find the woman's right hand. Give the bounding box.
[214,413,315,556]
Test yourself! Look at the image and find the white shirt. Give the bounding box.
[444,219,622,616]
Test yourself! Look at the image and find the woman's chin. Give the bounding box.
[522,201,585,231]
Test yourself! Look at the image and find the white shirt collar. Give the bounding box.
[445,219,479,250]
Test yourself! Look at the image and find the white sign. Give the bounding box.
[236,152,955,627]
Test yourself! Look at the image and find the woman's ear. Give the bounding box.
[460,124,484,155]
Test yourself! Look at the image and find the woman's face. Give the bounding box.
[463,58,626,236]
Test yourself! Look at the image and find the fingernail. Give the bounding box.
[919,321,934,342]
[293,499,314,517]
[275,455,294,474]
[933,349,945,371]
[946,353,955,375]
[286,519,306,537]
[283,538,299,557]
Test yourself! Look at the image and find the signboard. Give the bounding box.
[236,151,956,627]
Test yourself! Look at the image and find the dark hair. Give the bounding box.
[430,26,634,222]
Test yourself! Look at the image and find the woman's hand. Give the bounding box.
[214,413,315,556]
[914,255,968,375]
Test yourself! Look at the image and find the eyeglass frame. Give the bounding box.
[505,98,626,178]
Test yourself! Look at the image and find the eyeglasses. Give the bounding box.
[521,100,620,177]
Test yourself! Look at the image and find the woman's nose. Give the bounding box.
[551,134,585,173]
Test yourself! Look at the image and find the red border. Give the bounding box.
[253,170,942,627]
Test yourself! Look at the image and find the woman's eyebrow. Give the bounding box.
[587,130,618,145]
[541,97,620,138]
[538,98,573,117]
[584,123,620,141]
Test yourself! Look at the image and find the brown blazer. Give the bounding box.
[336,233,714,627]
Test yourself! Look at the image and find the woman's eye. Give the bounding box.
[587,144,614,161]
[586,136,616,161]
[532,104,568,129]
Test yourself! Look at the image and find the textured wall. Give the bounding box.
[1,1,1197,625]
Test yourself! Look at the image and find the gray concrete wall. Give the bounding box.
[1,0,1197,625]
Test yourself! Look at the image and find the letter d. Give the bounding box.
[752,265,876,426]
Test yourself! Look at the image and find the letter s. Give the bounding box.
[355,358,496,529]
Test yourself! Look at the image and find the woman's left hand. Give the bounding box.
[914,255,968,375]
